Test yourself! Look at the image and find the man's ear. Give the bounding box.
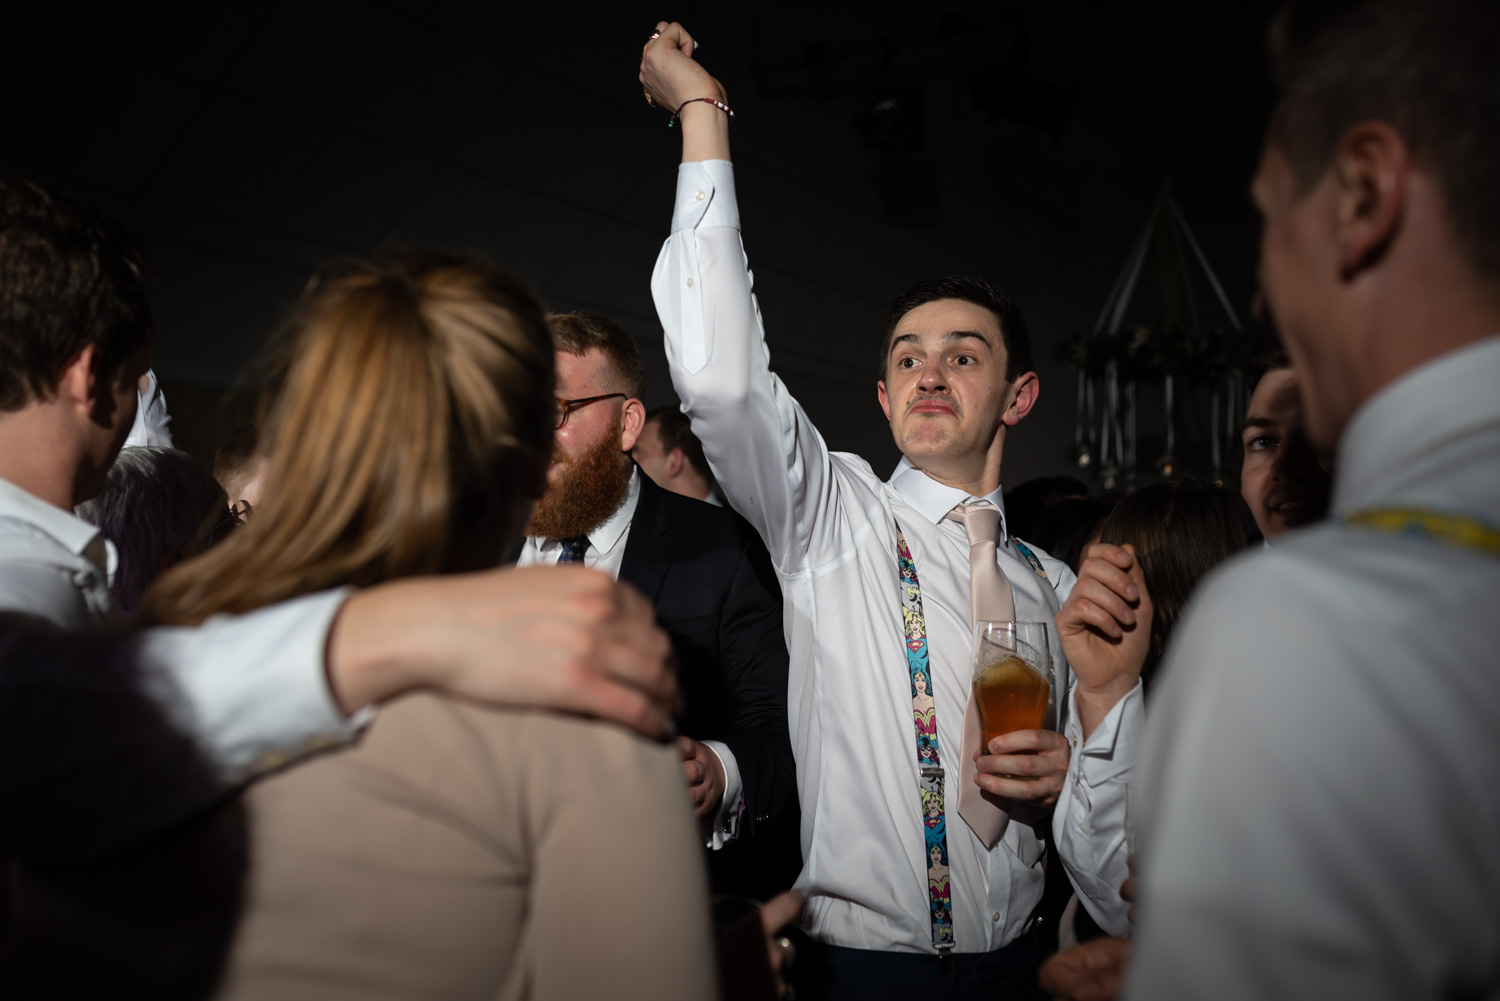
[620,397,647,452]
[55,345,97,410]
[1002,372,1040,427]
[665,448,685,478]
[877,380,893,422]
[1334,121,1408,281]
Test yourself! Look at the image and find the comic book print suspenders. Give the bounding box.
[895,522,956,955]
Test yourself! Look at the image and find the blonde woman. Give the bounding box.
[143,251,715,1001]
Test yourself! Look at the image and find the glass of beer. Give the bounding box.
[971,621,1055,757]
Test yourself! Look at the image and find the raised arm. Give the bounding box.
[643,23,843,572]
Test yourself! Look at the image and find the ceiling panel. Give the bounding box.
[266,132,433,247]
[383,165,525,250]
[484,193,601,291]
[143,96,325,227]
[343,26,510,155]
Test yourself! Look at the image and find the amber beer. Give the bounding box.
[973,654,1050,750]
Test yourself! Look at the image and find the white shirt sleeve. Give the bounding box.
[125,369,174,448]
[699,738,744,849]
[651,160,839,574]
[1054,679,1142,936]
[1125,554,1490,1001]
[135,588,371,783]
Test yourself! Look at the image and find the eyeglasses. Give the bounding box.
[555,393,626,429]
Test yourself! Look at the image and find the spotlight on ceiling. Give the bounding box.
[857,87,927,152]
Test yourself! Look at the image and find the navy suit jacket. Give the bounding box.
[514,472,799,896]
[618,476,795,857]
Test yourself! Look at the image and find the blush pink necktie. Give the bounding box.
[945,502,1015,624]
[947,501,1017,849]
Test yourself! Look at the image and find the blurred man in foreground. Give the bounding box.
[1128,1,1500,996]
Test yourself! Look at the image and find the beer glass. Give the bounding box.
[971,621,1056,756]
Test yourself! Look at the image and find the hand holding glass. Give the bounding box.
[972,621,1054,756]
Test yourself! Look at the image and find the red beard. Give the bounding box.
[524,423,633,540]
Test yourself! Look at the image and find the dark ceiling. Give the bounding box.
[1,0,1279,482]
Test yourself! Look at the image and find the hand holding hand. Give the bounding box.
[1057,543,1151,739]
[973,728,1070,806]
[678,735,728,818]
[328,565,679,739]
[1038,935,1132,1001]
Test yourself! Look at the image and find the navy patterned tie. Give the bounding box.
[556,537,590,564]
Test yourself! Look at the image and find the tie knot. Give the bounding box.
[947,502,1001,548]
[556,536,590,564]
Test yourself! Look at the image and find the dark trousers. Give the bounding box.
[796,926,1046,1001]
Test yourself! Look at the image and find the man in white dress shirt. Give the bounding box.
[0,174,680,859]
[1121,1,1500,997]
[640,25,1132,999]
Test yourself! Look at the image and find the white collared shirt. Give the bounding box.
[517,469,744,847]
[0,474,364,786]
[1128,335,1500,999]
[0,476,116,628]
[651,159,1132,954]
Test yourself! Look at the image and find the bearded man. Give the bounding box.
[517,311,799,901]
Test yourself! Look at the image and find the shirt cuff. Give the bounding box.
[136,588,371,784]
[700,739,744,850]
[1064,679,1145,786]
[671,160,739,233]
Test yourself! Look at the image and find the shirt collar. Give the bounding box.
[588,468,640,556]
[888,456,1010,541]
[1333,334,1500,513]
[0,476,111,572]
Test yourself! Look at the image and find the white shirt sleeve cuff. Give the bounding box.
[700,739,744,850]
[1065,679,1145,785]
[136,587,370,784]
[672,160,739,233]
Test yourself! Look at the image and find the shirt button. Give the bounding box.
[992,911,1000,923]
[686,277,695,288]
[695,190,706,201]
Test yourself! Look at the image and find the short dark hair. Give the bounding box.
[213,423,260,494]
[1099,479,1257,687]
[0,175,152,410]
[882,276,1033,382]
[646,407,715,488]
[546,311,646,400]
[1268,0,1500,279]
[1243,337,1291,391]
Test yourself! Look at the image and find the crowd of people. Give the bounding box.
[0,1,1496,998]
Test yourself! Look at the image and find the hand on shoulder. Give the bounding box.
[327,565,678,739]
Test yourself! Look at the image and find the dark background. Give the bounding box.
[0,0,1277,483]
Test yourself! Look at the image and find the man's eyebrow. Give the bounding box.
[889,330,994,350]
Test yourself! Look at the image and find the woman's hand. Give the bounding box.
[1056,543,1152,739]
